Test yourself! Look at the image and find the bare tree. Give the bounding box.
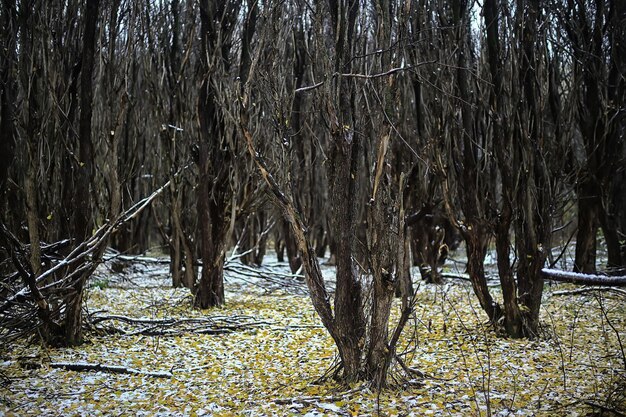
[239,0,416,386]
[552,0,626,274]
[63,0,101,345]
[194,0,242,308]
[0,1,18,211]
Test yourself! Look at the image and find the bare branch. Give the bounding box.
[294,81,324,93]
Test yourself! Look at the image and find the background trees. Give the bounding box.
[0,0,623,378]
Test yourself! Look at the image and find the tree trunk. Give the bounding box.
[18,1,42,279]
[604,0,626,272]
[325,0,366,382]
[328,133,365,381]
[0,0,17,196]
[194,0,238,308]
[282,219,301,273]
[64,0,100,346]
[485,0,523,338]
[513,0,550,337]
[465,226,502,322]
[574,182,599,274]
[451,0,503,326]
[195,137,228,307]
[366,167,397,386]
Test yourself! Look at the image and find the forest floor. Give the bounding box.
[0,250,625,417]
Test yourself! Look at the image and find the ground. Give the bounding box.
[0,251,625,416]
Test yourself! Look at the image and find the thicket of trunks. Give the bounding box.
[0,0,624,384]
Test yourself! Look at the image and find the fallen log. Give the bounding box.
[50,362,172,378]
[542,268,626,287]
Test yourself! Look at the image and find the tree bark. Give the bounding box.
[64,0,100,346]
[574,182,599,274]
[282,219,302,273]
[451,0,503,326]
[513,0,551,337]
[485,0,523,338]
[323,0,366,382]
[194,0,239,308]
[0,0,17,195]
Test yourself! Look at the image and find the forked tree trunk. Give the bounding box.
[465,226,502,322]
[450,0,503,328]
[239,0,413,387]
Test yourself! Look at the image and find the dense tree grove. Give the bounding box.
[1,0,624,385]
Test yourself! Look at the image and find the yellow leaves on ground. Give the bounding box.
[0,280,624,416]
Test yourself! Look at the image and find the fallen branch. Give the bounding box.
[550,287,626,297]
[89,313,269,336]
[542,269,626,287]
[102,252,170,265]
[441,272,471,281]
[583,401,626,417]
[50,362,172,378]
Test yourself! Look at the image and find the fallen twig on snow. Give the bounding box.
[88,313,269,336]
[50,362,172,378]
[550,287,626,297]
[441,271,470,281]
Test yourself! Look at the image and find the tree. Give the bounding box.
[63,0,101,346]
[443,0,503,325]
[0,1,18,208]
[239,0,416,386]
[194,0,242,308]
[552,0,626,274]
[507,0,554,337]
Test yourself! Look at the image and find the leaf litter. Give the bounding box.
[0,252,624,416]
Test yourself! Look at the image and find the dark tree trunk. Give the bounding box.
[282,219,301,273]
[451,0,503,326]
[253,211,268,266]
[568,0,624,275]
[325,0,366,381]
[485,0,523,338]
[512,0,551,337]
[195,77,229,307]
[574,182,600,273]
[64,0,101,346]
[604,0,626,273]
[365,168,397,385]
[328,131,365,380]
[194,0,240,308]
[0,1,17,200]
